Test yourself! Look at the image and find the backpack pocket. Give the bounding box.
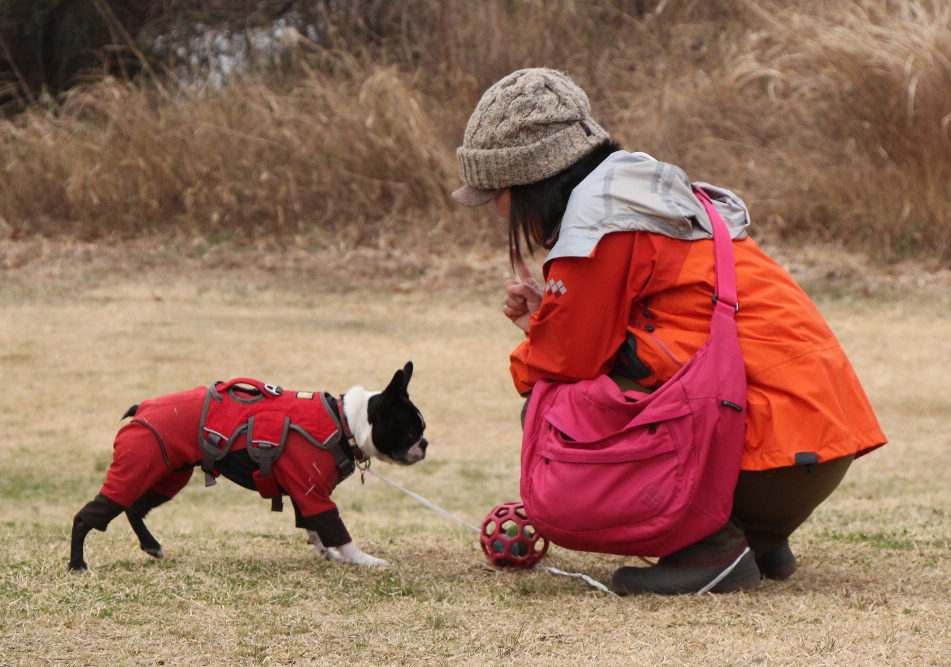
[526,409,690,535]
[540,402,691,463]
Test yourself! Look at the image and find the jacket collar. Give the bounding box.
[547,151,751,263]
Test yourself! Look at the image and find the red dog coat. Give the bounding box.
[98,379,358,547]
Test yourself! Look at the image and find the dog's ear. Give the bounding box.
[381,361,413,402]
[400,361,413,390]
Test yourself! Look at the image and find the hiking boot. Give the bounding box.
[612,546,760,595]
[756,540,797,580]
[611,520,761,596]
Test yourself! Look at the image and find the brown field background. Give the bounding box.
[0,250,949,665]
[1,0,950,664]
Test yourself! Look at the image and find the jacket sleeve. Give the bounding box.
[510,232,651,394]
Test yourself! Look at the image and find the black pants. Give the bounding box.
[732,454,854,556]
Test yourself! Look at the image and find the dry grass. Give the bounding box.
[0,0,949,262]
[0,248,948,665]
[0,62,461,243]
[1,3,949,661]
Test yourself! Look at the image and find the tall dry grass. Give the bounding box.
[0,0,948,262]
[0,59,461,246]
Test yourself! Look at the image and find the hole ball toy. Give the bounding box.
[480,501,549,568]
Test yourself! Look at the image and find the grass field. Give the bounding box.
[1,241,949,665]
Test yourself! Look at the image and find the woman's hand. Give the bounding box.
[502,252,543,332]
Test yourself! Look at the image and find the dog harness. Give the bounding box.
[197,378,361,511]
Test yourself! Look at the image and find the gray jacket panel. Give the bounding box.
[547,151,751,262]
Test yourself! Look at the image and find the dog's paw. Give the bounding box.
[348,552,391,567]
[306,530,332,559]
[325,549,389,567]
[308,538,341,563]
[321,547,344,563]
[306,533,389,566]
[336,541,390,567]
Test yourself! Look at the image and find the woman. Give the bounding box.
[451,68,886,595]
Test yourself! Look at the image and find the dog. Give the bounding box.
[68,362,427,571]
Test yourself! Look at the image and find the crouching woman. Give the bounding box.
[451,68,886,595]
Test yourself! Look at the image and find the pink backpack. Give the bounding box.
[520,188,747,557]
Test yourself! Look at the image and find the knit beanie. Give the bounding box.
[452,68,610,207]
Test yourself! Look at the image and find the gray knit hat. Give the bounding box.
[452,68,610,207]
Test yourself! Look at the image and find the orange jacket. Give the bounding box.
[510,231,886,471]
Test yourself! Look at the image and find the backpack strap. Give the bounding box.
[246,411,291,512]
[197,380,285,488]
[694,186,739,316]
[249,394,357,511]
[290,393,357,482]
[198,383,227,486]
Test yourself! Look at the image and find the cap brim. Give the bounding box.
[451,184,500,207]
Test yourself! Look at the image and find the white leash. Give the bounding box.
[534,564,616,595]
[367,468,481,533]
[366,468,616,595]
[695,546,750,595]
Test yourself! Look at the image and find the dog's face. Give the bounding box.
[366,361,427,465]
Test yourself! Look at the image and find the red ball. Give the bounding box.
[480,501,549,568]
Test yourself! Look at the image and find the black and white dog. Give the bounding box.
[69,362,427,571]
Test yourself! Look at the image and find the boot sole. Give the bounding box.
[612,548,760,596]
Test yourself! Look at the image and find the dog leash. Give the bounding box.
[366,468,615,595]
[367,468,481,532]
[695,546,751,595]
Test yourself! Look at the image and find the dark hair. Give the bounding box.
[508,140,622,264]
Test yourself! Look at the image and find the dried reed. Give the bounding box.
[0,0,947,262]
